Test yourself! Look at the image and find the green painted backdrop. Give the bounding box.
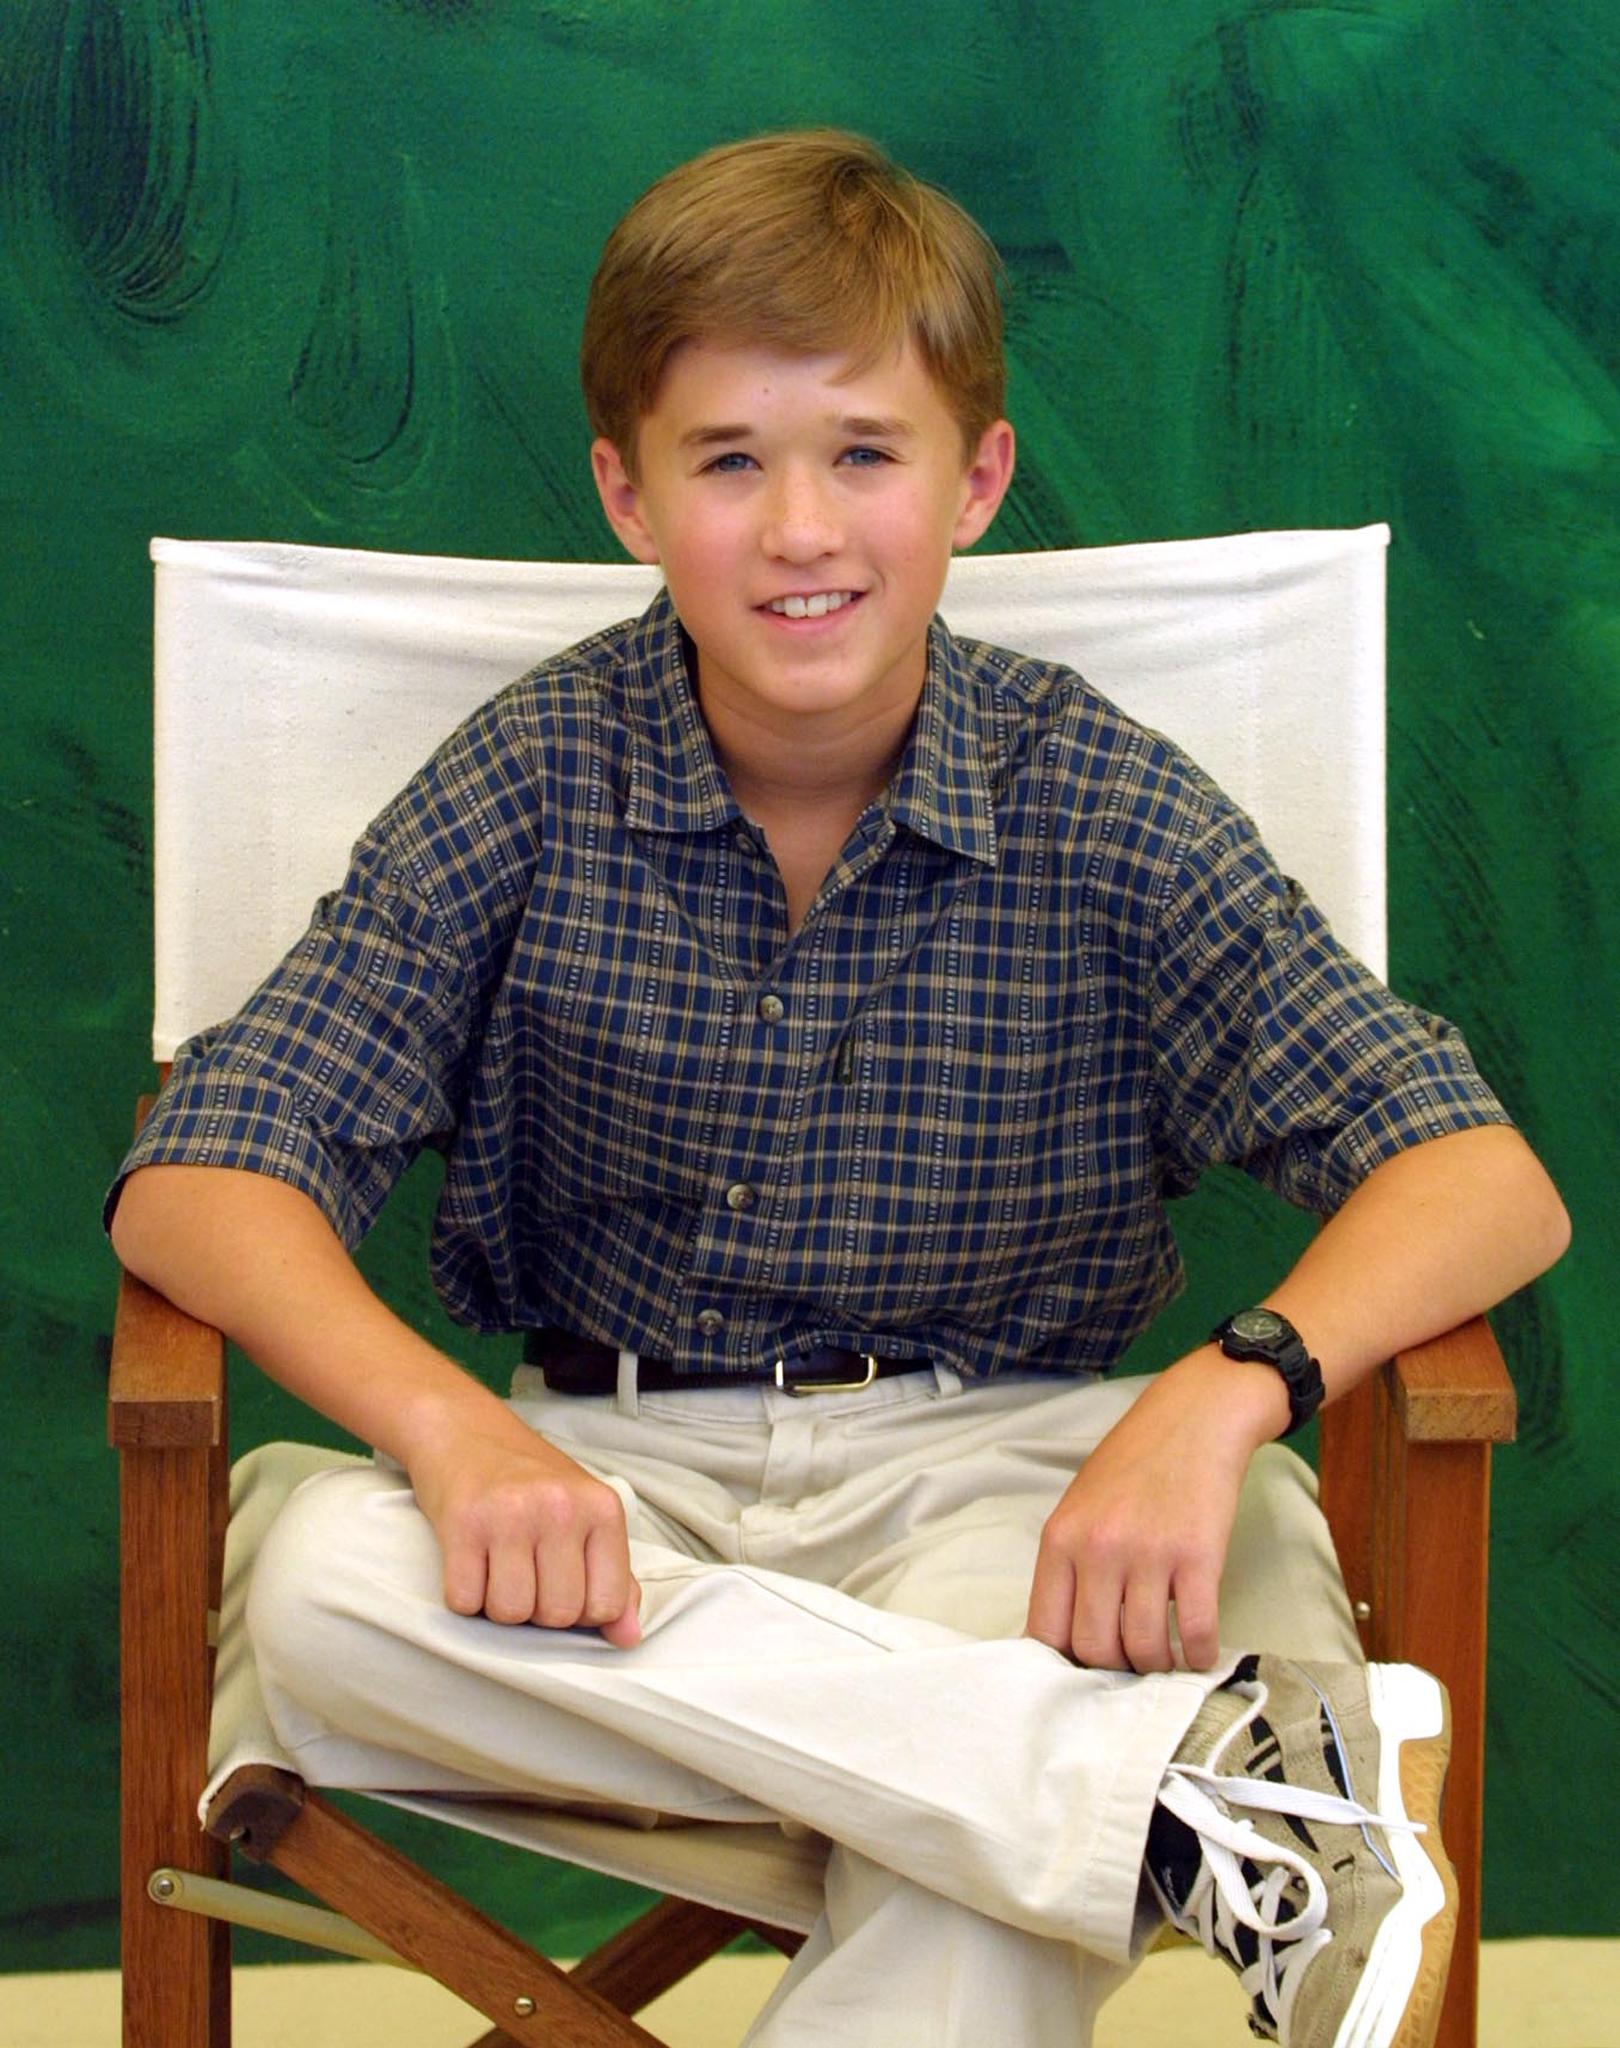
[3,0,1615,1971]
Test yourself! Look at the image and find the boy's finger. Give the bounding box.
[478,1531,542,1626]
[530,1530,587,1630]
[1120,1573,1174,1674]
[441,1534,489,1619]
[583,1520,641,1645]
[599,1576,643,1649]
[1069,1571,1128,1670]
[1171,1568,1221,1671]
[1023,1549,1079,1656]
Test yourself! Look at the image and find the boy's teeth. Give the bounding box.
[770,591,851,618]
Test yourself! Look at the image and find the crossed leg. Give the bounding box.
[243,1368,1359,2042]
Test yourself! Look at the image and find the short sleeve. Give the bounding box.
[105,689,545,1246]
[1148,789,1513,1216]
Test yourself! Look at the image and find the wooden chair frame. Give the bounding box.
[110,1133,1515,2048]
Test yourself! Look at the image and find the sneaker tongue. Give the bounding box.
[1173,1659,1261,1773]
[1145,1801,1202,1910]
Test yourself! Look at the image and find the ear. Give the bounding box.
[951,418,1016,551]
[591,437,661,564]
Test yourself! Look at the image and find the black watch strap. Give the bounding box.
[1209,1308,1325,1438]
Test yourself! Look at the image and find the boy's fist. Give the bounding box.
[408,1422,642,1646]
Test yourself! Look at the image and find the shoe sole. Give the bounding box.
[1330,1663,1458,2048]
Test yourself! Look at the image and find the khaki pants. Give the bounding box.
[247,1364,1359,2045]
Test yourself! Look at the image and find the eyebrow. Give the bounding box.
[839,415,917,440]
[675,414,919,451]
[677,424,755,450]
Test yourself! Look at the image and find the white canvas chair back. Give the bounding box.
[150,528,1388,1060]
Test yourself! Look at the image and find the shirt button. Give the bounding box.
[724,1181,757,1212]
[696,1308,726,1337]
[757,994,786,1023]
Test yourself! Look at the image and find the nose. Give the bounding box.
[761,464,841,563]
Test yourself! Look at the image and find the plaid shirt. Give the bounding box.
[113,590,1509,1379]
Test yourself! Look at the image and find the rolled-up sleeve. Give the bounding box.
[1148,790,1512,1217]
[105,689,544,1247]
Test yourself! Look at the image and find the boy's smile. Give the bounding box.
[592,342,1014,769]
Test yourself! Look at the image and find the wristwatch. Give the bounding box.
[1208,1308,1325,1438]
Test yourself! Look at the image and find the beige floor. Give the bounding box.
[5,1941,1617,2047]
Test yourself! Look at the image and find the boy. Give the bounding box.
[109,131,1568,2046]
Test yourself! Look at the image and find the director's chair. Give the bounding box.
[110,526,1516,2047]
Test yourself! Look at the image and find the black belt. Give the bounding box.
[529,1328,932,1398]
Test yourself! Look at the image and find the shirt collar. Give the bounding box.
[615,588,999,867]
[886,617,999,867]
[617,591,742,835]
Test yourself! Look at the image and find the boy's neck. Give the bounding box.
[697,664,923,828]
[697,662,923,934]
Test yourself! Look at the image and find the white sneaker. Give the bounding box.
[1148,1656,1458,2047]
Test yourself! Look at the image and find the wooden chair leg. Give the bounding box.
[1322,1343,1507,2048]
[119,1442,231,2048]
[1373,1423,1494,2048]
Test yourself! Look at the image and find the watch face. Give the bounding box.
[1230,1308,1287,1343]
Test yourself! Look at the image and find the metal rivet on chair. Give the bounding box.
[1353,1600,1372,1622]
[150,1873,176,1900]
[514,1995,537,2016]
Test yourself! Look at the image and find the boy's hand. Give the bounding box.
[405,1418,642,1646]
[1023,1349,1286,1673]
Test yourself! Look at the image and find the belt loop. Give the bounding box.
[932,1361,963,1398]
[615,1347,641,1418]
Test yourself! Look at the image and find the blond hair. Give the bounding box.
[581,130,1004,475]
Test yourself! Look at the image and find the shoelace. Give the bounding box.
[1155,1763,1425,2037]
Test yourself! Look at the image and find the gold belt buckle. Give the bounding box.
[775,1352,879,1397]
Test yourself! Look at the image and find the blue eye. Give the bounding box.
[704,451,757,473]
[840,445,890,466]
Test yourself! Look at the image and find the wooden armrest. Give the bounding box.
[109,1265,225,1449]
[1390,1315,1516,1444]
[108,1091,226,1450]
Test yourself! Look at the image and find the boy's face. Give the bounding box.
[592,340,1014,746]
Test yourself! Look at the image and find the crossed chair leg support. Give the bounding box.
[197,1763,803,2048]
